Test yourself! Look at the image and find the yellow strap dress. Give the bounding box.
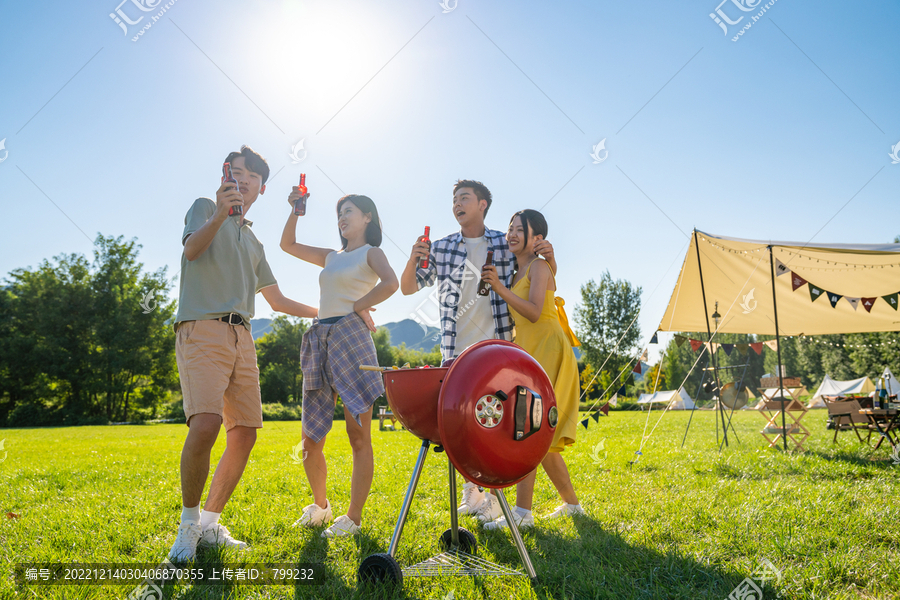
[508,259,580,452]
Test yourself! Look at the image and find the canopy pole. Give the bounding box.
[682,351,709,448]
[768,245,788,451]
[693,230,728,447]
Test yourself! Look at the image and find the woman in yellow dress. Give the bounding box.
[480,209,584,529]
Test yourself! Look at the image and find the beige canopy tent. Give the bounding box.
[658,231,900,336]
[658,230,900,449]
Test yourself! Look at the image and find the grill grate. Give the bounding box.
[402,549,524,578]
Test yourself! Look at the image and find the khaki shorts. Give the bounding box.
[175,319,263,430]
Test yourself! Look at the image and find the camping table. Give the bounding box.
[858,408,900,451]
[757,397,810,451]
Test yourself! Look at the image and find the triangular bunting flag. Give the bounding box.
[722,343,734,356]
[616,385,626,397]
[633,362,642,374]
[827,292,842,308]
[883,293,899,311]
[581,418,589,429]
[774,258,791,277]
[791,273,808,291]
[600,402,610,416]
[764,339,778,351]
[650,332,659,344]
[639,349,649,362]
[751,342,763,355]
[591,411,601,422]
[674,335,687,348]
[737,344,749,356]
[609,393,619,408]
[809,284,825,302]
[845,297,860,311]
[689,338,703,352]
[861,297,876,313]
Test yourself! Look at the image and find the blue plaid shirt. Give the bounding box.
[415,228,515,362]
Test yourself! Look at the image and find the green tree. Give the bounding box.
[372,327,395,368]
[256,316,309,404]
[1,236,175,426]
[574,271,642,395]
[661,333,767,402]
[371,327,441,368]
[91,235,176,422]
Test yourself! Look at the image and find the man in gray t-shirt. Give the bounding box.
[168,146,317,562]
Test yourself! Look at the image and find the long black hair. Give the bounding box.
[336,194,383,249]
[509,209,548,250]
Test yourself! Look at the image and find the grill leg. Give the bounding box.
[494,488,537,581]
[448,460,460,548]
[387,439,430,558]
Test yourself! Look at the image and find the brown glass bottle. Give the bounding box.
[477,250,494,296]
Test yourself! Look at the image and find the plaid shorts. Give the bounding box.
[300,313,384,442]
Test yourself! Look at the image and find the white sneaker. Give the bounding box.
[484,508,534,531]
[199,523,249,551]
[292,501,332,527]
[475,493,502,524]
[321,515,360,538]
[458,482,485,515]
[546,503,586,519]
[168,521,202,562]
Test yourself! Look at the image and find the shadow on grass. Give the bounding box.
[174,546,236,600]
[474,515,778,600]
[291,527,351,599]
[804,447,892,467]
[288,527,421,600]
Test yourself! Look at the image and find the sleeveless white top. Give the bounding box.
[318,245,379,319]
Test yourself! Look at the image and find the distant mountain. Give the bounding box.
[250,318,273,340]
[382,320,441,352]
[251,317,438,350]
[252,317,580,358]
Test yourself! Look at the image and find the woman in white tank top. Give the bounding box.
[281,191,399,538]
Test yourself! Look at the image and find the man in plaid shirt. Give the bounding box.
[399,179,556,521]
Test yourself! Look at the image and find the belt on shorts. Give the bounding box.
[217,313,245,326]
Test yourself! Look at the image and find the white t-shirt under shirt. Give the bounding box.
[453,235,497,355]
[318,245,379,319]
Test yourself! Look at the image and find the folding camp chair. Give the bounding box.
[825,399,871,445]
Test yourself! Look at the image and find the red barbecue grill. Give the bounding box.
[357,339,558,587]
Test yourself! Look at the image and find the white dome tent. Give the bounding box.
[809,375,876,408]
[637,389,696,410]
[876,367,899,396]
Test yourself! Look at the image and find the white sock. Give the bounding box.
[463,482,476,489]
[515,506,532,518]
[200,510,221,530]
[181,504,200,524]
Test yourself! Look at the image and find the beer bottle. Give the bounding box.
[477,250,494,296]
[293,173,308,216]
[419,226,431,269]
[222,162,241,216]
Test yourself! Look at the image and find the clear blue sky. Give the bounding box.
[2,0,898,362]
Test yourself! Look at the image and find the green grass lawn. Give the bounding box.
[2,409,898,600]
